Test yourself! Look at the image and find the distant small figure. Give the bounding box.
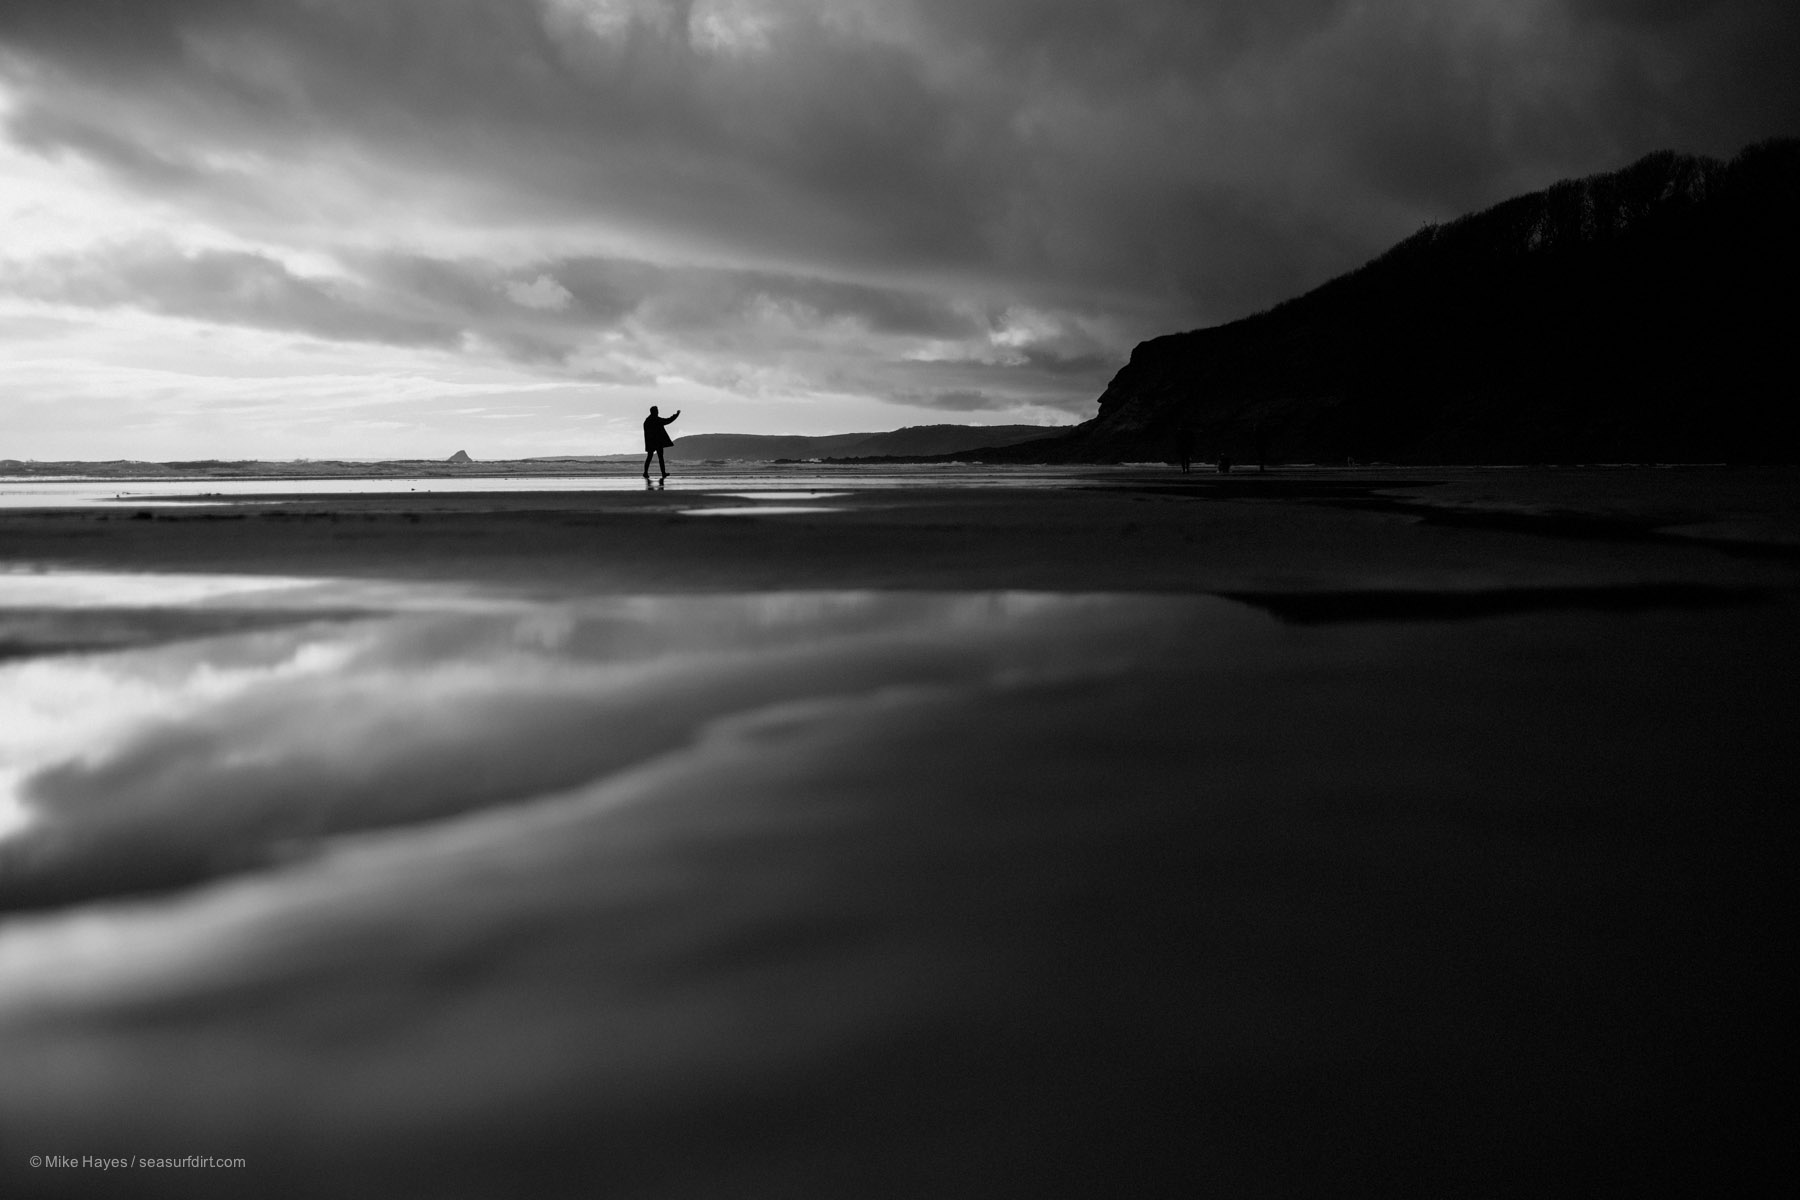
[643,405,681,479]
[1217,453,1232,474]
[1174,425,1194,473]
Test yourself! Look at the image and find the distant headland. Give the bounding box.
[0,426,1071,476]
[666,424,1061,463]
[0,424,1068,477]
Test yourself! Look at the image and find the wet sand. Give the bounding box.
[1,467,1795,1197]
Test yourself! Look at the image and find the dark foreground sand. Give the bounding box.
[0,467,1794,1197]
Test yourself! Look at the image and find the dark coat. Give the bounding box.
[643,414,676,451]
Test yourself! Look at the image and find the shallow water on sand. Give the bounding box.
[0,571,1793,1196]
[0,586,1248,891]
[0,465,1107,508]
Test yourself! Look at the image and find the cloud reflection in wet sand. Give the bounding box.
[1,592,1202,911]
[0,586,1272,1197]
[0,581,1794,1197]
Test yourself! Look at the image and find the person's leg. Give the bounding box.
[657,448,668,477]
[643,451,653,477]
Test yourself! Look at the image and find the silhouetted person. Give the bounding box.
[1174,424,1194,473]
[1217,453,1232,474]
[643,405,680,478]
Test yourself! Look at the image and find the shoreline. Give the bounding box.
[3,466,1796,594]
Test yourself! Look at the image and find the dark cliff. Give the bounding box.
[993,138,1800,465]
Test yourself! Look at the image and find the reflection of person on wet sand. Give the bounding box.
[643,405,681,479]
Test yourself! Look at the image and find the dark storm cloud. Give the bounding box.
[3,0,1796,361]
[1307,0,1800,216]
[364,250,987,357]
[8,105,213,193]
[908,0,1354,84]
[1570,0,1726,26]
[0,235,1000,394]
[0,0,1010,276]
[840,351,1114,417]
[899,390,1015,414]
[0,242,463,348]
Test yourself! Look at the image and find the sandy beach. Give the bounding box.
[1,465,1795,1197]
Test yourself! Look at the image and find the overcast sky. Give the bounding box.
[2,0,1795,459]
